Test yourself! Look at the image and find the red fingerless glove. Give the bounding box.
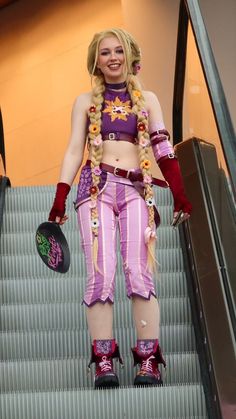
[158,157,192,214]
[48,182,71,221]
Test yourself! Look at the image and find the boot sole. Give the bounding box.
[134,376,163,387]
[95,375,119,389]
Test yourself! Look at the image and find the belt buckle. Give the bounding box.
[168,153,176,159]
[108,132,116,140]
[114,167,120,177]
[113,167,130,178]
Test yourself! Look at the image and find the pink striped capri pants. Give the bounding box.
[77,174,157,306]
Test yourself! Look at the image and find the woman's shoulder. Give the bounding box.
[142,90,161,110]
[73,91,93,109]
[142,90,159,102]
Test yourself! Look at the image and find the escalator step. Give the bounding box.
[0,225,181,253]
[0,298,191,331]
[0,272,187,304]
[0,325,196,360]
[0,353,201,392]
[0,384,207,419]
[0,248,184,278]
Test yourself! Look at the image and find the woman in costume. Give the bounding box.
[48,28,192,389]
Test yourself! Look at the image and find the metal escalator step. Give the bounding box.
[0,184,208,418]
[4,185,173,212]
[0,225,181,253]
[0,384,207,419]
[0,325,196,361]
[1,204,173,233]
[0,298,191,331]
[0,272,187,305]
[0,352,201,392]
[0,248,184,279]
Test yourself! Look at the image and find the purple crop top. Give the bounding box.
[87,88,137,141]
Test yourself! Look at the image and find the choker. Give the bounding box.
[105,81,127,90]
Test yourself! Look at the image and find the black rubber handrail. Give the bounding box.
[173,0,236,198]
[173,2,236,418]
[0,108,6,175]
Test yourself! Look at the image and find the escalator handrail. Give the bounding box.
[0,108,7,176]
[173,0,236,198]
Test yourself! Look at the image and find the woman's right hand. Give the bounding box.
[54,215,69,225]
[48,182,71,224]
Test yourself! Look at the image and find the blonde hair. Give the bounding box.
[87,28,156,271]
[87,28,141,78]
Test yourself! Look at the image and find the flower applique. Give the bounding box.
[133,63,141,75]
[146,197,155,207]
[92,166,102,176]
[90,185,98,195]
[139,136,150,148]
[137,122,146,132]
[91,218,99,228]
[133,90,141,98]
[89,105,96,114]
[144,226,157,244]
[141,159,151,170]
[103,97,132,122]
[93,134,102,146]
[143,174,152,184]
[89,124,99,134]
[89,200,97,209]
[141,108,148,118]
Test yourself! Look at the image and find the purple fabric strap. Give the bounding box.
[137,339,159,355]
[94,339,115,355]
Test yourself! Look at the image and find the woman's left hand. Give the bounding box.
[171,210,190,228]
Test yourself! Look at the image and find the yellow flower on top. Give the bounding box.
[103,97,132,122]
[141,159,151,170]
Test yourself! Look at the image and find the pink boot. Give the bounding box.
[88,339,123,389]
[132,339,166,386]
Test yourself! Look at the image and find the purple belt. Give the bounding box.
[86,160,168,188]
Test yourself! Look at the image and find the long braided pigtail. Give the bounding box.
[127,75,157,271]
[87,76,105,272]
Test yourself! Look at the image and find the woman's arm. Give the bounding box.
[59,92,91,185]
[48,92,91,224]
[144,91,192,223]
[143,90,164,130]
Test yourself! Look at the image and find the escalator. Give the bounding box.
[0,183,207,418]
[0,1,235,418]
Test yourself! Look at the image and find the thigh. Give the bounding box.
[118,184,156,298]
[77,187,118,267]
[118,184,149,263]
[77,182,119,301]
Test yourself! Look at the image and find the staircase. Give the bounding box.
[0,184,208,418]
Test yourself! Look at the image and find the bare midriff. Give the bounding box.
[89,140,140,169]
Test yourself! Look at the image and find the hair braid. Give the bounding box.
[127,75,157,271]
[87,28,157,271]
[87,76,105,271]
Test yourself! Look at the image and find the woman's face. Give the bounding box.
[96,36,126,83]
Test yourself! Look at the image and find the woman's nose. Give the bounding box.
[110,50,117,59]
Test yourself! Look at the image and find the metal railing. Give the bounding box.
[173,0,236,197]
[173,2,236,419]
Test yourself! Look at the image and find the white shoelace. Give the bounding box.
[141,355,155,373]
[99,356,112,372]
